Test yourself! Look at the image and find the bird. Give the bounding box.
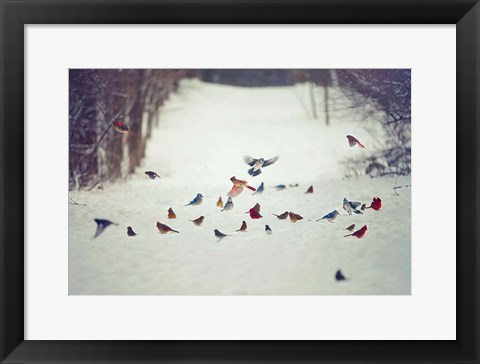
[274,184,287,191]
[252,182,264,195]
[247,207,263,219]
[236,221,248,232]
[214,229,230,240]
[127,226,138,237]
[305,185,314,194]
[366,197,382,211]
[228,176,256,197]
[273,211,289,220]
[289,212,303,223]
[156,222,179,234]
[265,225,272,235]
[345,224,356,232]
[145,171,161,180]
[190,216,205,226]
[216,196,224,208]
[167,207,176,219]
[289,183,299,187]
[221,197,234,211]
[346,135,365,148]
[93,218,118,238]
[335,270,347,281]
[243,155,279,177]
[343,198,363,215]
[185,193,203,206]
[245,203,260,213]
[344,224,367,238]
[316,210,340,223]
[112,120,135,135]
[361,203,367,211]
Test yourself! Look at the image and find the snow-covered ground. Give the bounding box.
[69,80,411,295]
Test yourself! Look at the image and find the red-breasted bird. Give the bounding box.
[93,218,118,238]
[156,222,179,234]
[216,196,224,208]
[305,185,314,194]
[346,135,365,148]
[344,225,367,238]
[273,211,289,220]
[145,171,161,180]
[366,197,382,211]
[345,224,356,232]
[247,207,263,219]
[127,226,138,236]
[190,216,205,226]
[113,120,135,135]
[243,155,279,177]
[236,221,248,232]
[168,208,176,219]
[228,176,256,197]
[289,212,304,223]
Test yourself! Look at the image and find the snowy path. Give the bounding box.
[69,80,411,295]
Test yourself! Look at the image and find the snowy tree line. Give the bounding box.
[69,69,199,190]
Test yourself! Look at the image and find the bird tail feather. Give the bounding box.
[246,185,256,191]
[344,233,353,237]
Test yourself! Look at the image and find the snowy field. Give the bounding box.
[69,80,411,295]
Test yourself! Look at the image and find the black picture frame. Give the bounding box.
[1,1,478,363]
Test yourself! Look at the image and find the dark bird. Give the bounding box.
[265,225,272,235]
[335,270,347,281]
[243,155,279,177]
[344,225,367,238]
[274,184,287,191]
[273,211,289,220]
[167,207,177,219]
[289,212,304,223]
[190,216,205,226]
[361,203,367,211]
[345,224,356,232]
[185,193,204,206]
[156,222,179,234]
[252,182,264,195]
[145,171,161,180]
[216,196,224,208]
[236,221,248,232]
[93,218,118,238]
[305,185,314,194]
[127,226,138,237]
[214,229,230,240]
[346,135,365,148]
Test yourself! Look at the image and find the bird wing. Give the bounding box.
[243,155,258,167]
[263,156,279,167]
[228,185,244,198]
[350,201,362,208]
[93,225,105,238]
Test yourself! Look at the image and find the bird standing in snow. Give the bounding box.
[127,226,138,237]
[216,196,223,208]
[252,182,264,195]
[265,225,272,235]
[156,222,179,234]
[214,229,230,240]
[185,193,204,206]
[145,171,161,180]
[243,155,279,177]
[289,212,303,223]
[316,210,340,223]
[168,208,177,219]
[344,224,367,238]
[93,218,118,238]
[274,184,287,191]
[236,221,247,232]
[247,207,263,219]
[221,197,234,211]
[345,224,356,232]
[245,203,260,213]
[366,197,382,211]
[305,185,314,194]
[346,135,365,148]
[335,270,347,281]
[228,176,256,197]
[343,198,363,215]
[273,211,289,220]
[190,216,205,226]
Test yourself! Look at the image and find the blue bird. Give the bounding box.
[316,210,340,223]
[252,182,264,195]
[343,197,362,215]
[221,197,234,211]
[185,193,204,206]
[274,184,286,191]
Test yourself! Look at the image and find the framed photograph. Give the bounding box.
[1,0,478,363]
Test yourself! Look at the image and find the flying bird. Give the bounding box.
[274,184,287,191]
[112,120,135,135]
[289,183,299,187]
[221,197,234,211]
[228,176,256,197]
[366,197,382,211]
[343,198,363,215]
[273,211,289,220]
[243,155,279,177]
[289,212,304,223]
[316,210,340,223]
[335,270,347,281]
[345,224,356,232]
[168,208,177,219]
[156,222,179,234]
[236,221,248,232]
[93,218,118,238]
[265,225,272,235]
[190,216,205,226]
[185,193,204,206]
[305,185,314,194]
[127,226,138,237]
[252,182,264,195]
[145,171,161,180]
[344,224,367,238]
[247,207,263,219]
[346,135,365,148]
[214,229,230,240]
[216,196,224,208]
